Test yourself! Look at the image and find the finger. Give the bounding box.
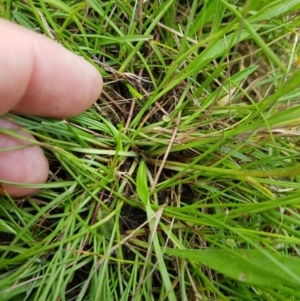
[0,18,103,118]
[0,118,49,197]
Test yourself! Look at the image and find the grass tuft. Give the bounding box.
[2,0,300,300]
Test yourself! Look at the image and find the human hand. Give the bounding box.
[0,18,103,197]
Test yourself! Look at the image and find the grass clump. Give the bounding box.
[1,0,300,300]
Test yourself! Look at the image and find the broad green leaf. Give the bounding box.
[267,105,300,127]
[125,82,143,99]
[230,65,259,82]
[164,248,300,288]
[249,0,300,23]
[200,27,259,64]
[136,160,149,205]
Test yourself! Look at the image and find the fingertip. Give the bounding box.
[0,19,34,114]
[12,42,104,118]
[68,55,103,117]
[0,119,49,197]
[0,18,103,118]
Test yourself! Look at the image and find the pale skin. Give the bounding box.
[0,19,103,197]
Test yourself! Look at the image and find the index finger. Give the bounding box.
[0,18,103,118]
